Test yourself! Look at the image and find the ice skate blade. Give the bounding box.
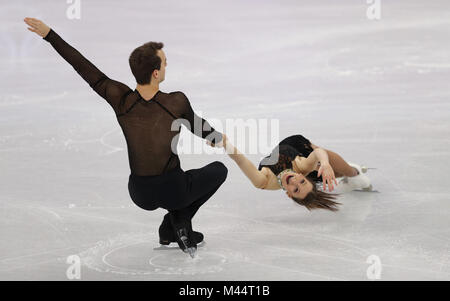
[183,247,197,259]
[353,184,380,193]
[362,184,373,191]
[360,166,377,173]
[154,244,179,250]
[155,240,205,251]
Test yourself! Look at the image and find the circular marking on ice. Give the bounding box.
[94,238,227,275]
[148,252,227,274]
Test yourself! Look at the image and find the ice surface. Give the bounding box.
[1,0,449,280]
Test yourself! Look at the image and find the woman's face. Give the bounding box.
[281,171,313,199]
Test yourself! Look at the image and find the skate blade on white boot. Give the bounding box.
[354,184,379,193]
[351,163,377,174]
[346,163,379,193]
[318,163,379,193]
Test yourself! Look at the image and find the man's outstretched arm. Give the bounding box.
[24,18,130,110]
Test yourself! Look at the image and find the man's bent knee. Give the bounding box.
[212,161,228,181]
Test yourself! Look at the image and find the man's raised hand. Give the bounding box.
[24,18,51,38]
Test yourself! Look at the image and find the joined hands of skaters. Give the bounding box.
[24,17,51,38]
[206,133,227,149]
[206,133,237,155]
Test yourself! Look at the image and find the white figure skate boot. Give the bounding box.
[346,162,372,191]
[322,162,372,194]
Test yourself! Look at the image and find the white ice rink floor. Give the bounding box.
[1,0,450,280]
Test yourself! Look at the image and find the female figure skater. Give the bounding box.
[24,18,227,257]
[209,134,371,211]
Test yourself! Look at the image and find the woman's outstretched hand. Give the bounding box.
[317,162,338,192]
[24,17,50,38]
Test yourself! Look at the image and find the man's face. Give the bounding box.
[155,49,167,83]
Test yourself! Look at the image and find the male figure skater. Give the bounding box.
[24,18,227,257]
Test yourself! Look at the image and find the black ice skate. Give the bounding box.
[176,227,197,258]
[158,214,204,245]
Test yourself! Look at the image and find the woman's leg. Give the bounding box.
[316,147,358,178]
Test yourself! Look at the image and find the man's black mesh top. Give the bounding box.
[43,29,222,176]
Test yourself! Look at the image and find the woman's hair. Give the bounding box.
[291,176,341,211]
[129,42,164,85]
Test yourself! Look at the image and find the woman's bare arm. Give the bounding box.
[207,135,269,189]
